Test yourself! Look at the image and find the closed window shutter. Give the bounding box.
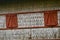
[44,10,58,27]
[6,14,18,29]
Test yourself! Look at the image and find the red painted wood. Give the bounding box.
[6,14,18,29]
[44,10,58,27]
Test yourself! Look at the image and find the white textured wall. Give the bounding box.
[0,28,60,40]
[0,15,6,28]
[17,13,44,27]
[58,11,60,26]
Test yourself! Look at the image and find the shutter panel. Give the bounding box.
[44,10,58,27]
[6,14,18,29]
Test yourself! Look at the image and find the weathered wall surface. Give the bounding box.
[0,28,60,40]
[0,0,60,40]
[0,0,60,14]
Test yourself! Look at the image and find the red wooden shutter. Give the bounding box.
[6,14,18,29]
[44,10,58,27]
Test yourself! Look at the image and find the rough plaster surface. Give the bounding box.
[0,28,60,40]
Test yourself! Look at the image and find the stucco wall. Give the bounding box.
[0,28,60,40]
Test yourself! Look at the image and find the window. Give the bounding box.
[0,15,6,28]
[17,13,44,28]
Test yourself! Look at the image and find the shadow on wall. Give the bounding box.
[0,28,60,40]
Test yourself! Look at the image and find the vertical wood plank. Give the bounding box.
[6,14,18,29]
[44,10,58,27]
